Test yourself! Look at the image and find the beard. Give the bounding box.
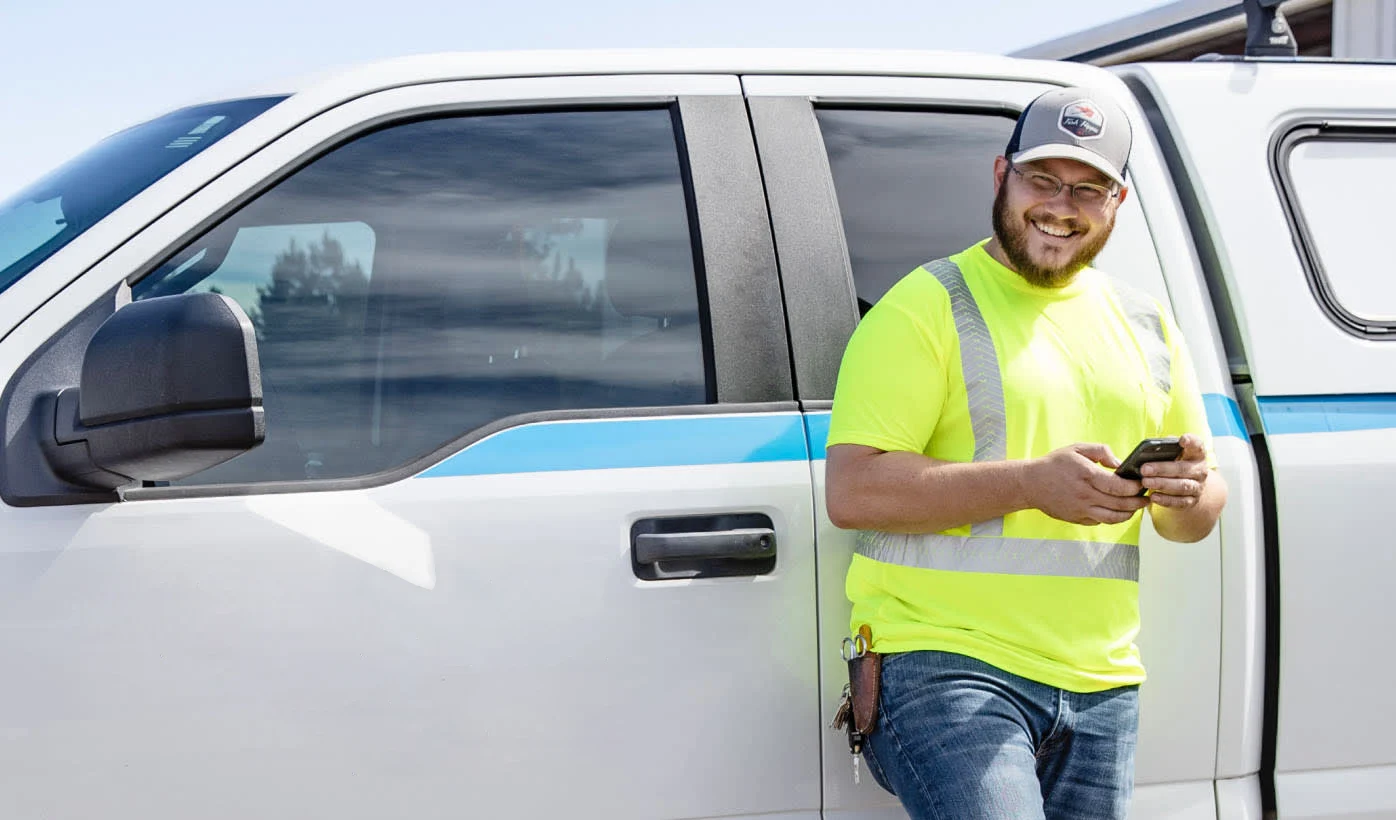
[991,184,1115,288]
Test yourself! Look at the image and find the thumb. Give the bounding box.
[1073,442,1121,469]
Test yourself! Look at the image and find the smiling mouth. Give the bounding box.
[1032,220,1078,239]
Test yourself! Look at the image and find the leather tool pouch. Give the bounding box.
[847,624,882,737]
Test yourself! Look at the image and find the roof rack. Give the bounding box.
[1243,0,1299,57]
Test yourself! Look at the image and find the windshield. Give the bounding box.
[0,96,285,295]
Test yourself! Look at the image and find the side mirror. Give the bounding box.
[42,292,265,489]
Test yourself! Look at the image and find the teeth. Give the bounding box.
[1034,221,1073,238]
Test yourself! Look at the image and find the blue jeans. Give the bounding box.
[862,650,1139,820]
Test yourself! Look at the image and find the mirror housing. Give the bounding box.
[42,292,265,489]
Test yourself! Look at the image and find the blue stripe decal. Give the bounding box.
[804,412,832,459]
[805,391,1244,459]
[1258,395,1396,435]
[1205,393,1248,440]
[420,393,1258,479]
[418,414,809,477]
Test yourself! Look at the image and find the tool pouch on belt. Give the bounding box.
[831,625,883,783]
[847,624,882,737]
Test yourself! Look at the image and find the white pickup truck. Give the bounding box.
[0,45,1389,820]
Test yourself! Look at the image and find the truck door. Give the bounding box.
[0,74,821,820]
[744,68,1249,820]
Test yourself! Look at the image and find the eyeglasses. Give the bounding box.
[1009,163,1120,209]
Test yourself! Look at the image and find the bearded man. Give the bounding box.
[824,87,1228,820]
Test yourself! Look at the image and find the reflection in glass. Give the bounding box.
[134,109,708,484]
[816,108,1014,305]
[0,97,284,294]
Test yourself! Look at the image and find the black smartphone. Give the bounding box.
[1115,437,1183,482]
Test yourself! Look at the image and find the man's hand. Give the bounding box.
[1027,443,1151,526]
[1140,433,1210,509]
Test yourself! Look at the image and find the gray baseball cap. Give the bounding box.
[1005,87,1132,186]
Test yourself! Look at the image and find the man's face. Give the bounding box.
[990,155,1127,288]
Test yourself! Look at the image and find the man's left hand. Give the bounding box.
[1141,433,1210,508]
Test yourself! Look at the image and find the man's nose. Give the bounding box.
[1038,190,1079,217]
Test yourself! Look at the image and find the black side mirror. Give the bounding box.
[42,292,265,489]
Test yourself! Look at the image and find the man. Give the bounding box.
[824,87,1228,820]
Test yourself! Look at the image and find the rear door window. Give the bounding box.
[816,107,1168,312]
[816,108,1013,306]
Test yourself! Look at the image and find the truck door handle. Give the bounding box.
[630,513,777,580]
[634,528,775,564]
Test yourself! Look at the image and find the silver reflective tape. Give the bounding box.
[856,530,1140,582]
[1110,281,1171,394]
[924,259,1006,537]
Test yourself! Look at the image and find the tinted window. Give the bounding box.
[0,97,283,294]
[815,109,1014,305]
[1286,138,1396,324]
[133,108,708,485]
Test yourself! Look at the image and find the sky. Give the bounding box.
[0,0,1168,201]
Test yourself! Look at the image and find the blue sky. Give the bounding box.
[1,0,1166,199]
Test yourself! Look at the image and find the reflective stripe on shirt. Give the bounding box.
[1110,280,1172,394]
[856,530,1141,582]
[924,258,1006,538]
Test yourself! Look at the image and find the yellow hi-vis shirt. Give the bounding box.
[828,240,1213,693]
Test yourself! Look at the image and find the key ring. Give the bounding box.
[840,633,869,661]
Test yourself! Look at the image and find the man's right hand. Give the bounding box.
[1025,443,1150,526]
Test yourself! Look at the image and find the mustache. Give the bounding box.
[1025,209,1086,233]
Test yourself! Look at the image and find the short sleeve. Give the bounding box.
[826,272,952,456]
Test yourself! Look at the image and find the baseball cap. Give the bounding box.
[1005,87,1132,187]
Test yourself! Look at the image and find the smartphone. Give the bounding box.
[1115,437,1183,483]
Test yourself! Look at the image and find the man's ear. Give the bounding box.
[993,156,1010,195]
[1116,185,1130,208]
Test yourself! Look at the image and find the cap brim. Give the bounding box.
[1011,144,1126,187]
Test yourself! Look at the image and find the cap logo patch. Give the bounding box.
[1059,100,1104,139]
